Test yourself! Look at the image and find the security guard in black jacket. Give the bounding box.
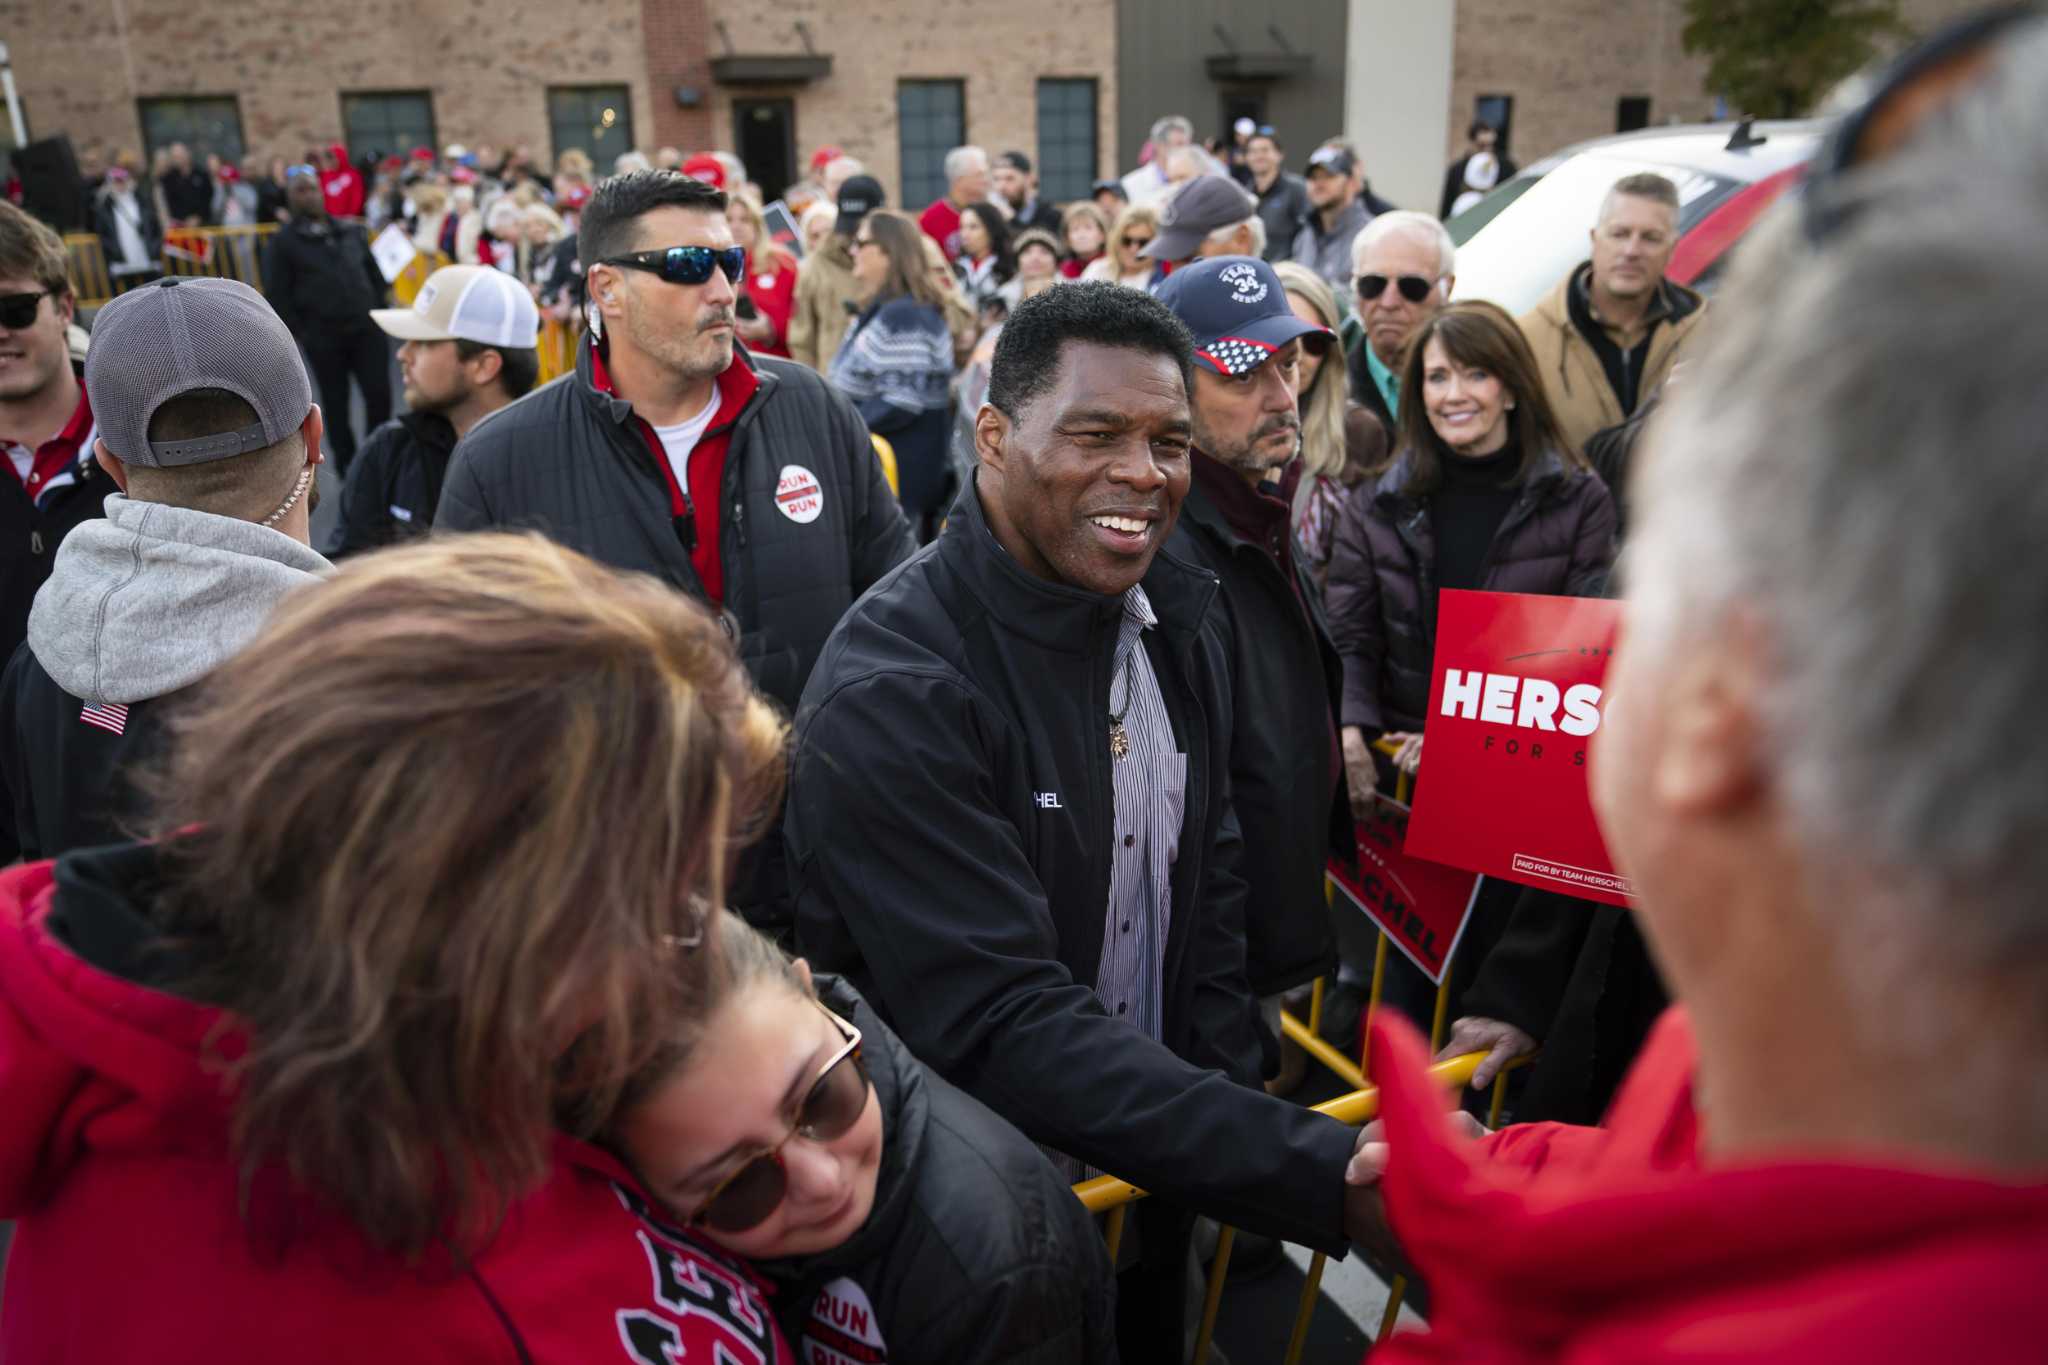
[437,172,913,932]
[788,285,1371,1356]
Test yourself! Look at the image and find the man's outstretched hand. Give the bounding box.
[1341,1113,1491,1263]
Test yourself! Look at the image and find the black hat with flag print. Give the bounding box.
[1153,255,1332,376]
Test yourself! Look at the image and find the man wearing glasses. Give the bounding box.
[0,204,107,698]
[1344,210,1456,438]
[438,170,913,935]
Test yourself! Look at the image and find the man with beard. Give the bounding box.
[438,170,913,934]
[328,265,540,557]
[1158,256,1349,1096]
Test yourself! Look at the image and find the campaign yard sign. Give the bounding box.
[1403,589,1634,907]
[1329,797,1482,984]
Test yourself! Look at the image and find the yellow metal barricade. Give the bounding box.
[1074,734,1533,1362]
[536,316,578,386]
[65,226,279,309]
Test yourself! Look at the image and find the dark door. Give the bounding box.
[1217,91,1266,146]
[734,99,796,203]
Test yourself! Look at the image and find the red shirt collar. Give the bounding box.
[588,342,760,431]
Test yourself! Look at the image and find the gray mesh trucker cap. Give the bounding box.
[84,277,314,470]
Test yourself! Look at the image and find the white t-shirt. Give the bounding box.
[649,390,721,496]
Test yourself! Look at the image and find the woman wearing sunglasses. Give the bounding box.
[614,911,1116,1365]
[1080,202,1161,289]
[0,535,798,1362]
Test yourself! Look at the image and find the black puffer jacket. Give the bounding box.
[438,335,914,717]
[1327,448,1616,736]
[326,411,456,559]
[765,975,1117,1365]
[1167,455,1342,997]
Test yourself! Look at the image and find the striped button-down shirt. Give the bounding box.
[1053,585,1186,1185]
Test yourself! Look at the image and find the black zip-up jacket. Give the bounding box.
[260,216,385,335]
[1167,457,1344,997]
[764,975,1117,1365]
[0,646,167,865]
[0,366,105,673]
[437,333,913,717]
[786,479,1358,1255]
[326,411,456,559]
[438,335,913,930]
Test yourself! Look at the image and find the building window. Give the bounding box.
[138,96,245,165]
[1474,94,1515,158]
[898,79,965,210]
[1036,79,1098,205]
[1616,96,1652,133]
[548,86,635,166]
[342,91,436,162]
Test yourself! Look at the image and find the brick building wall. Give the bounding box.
[1446,0,1997,166]
[705,0,1117,209]
[9,0,657,165]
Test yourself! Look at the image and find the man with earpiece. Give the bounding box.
[438,169,915,939]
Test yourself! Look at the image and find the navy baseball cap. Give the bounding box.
[1154,256,1333,376]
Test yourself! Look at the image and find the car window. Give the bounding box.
[1450,154,1740,316]
[1446,177,1539,246]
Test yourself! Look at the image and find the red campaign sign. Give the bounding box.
[1328,797,1483,985]
[1403,589,1635,907]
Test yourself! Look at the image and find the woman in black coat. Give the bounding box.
[1323,300,1616,1027]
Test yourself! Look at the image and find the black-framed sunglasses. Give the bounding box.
[601,245,747,287]
[0,291,53,331]
[687,1003,870,1233]
[1357,273,1440,304]
[1122,234,1154,248]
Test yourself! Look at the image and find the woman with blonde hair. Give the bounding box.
[1080,201,1159,288]
[726,191,799,357]
[1274,261,1390,594]
[407,179,451,261]
[0,534,800,1361]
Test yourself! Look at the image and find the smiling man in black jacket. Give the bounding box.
[787,283,1370,1355]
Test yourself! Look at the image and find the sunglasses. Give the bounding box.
[687,1003,870,1233]
[601,245,747,287]
[1122,234,1154,248]
[0,291,51,331]
[285,163,318,180]
[1357,273,1441,304]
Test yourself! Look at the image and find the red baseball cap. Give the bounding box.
[681,153,726,189]
[810,144,844,171]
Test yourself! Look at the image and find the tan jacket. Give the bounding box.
[1518,266,1706,456]
[789,236,860,373]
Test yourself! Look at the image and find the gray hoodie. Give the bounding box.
[27,494,331,706]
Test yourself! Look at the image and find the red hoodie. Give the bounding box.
[0,854,795,1364]
[1365,1010,2048,1364]
[321,143,366,220]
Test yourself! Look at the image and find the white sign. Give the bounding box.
[370,224,418,283]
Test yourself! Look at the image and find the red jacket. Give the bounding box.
[0,853,794,1364]
[741,249,798,358]
[1366,1009,2048,1363]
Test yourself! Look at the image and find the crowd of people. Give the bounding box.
[1,9,2045,1361]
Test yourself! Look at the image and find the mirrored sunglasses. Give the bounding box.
[601,245,747,287]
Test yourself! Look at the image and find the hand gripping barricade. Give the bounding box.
[1069,739,1531,1364]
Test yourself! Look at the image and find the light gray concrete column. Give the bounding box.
[1345,0,1457,212]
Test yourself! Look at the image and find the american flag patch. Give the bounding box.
[1196,335,1278,376]
[80,701,129,736]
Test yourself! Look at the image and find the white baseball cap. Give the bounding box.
[371,265,540,350]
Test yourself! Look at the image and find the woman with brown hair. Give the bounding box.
[1328,299,1615,792]
[0,534,799,1362]
[831,210,956,541]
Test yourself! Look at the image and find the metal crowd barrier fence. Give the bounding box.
[63,226,280,310]
[1070,736,1529,1363]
